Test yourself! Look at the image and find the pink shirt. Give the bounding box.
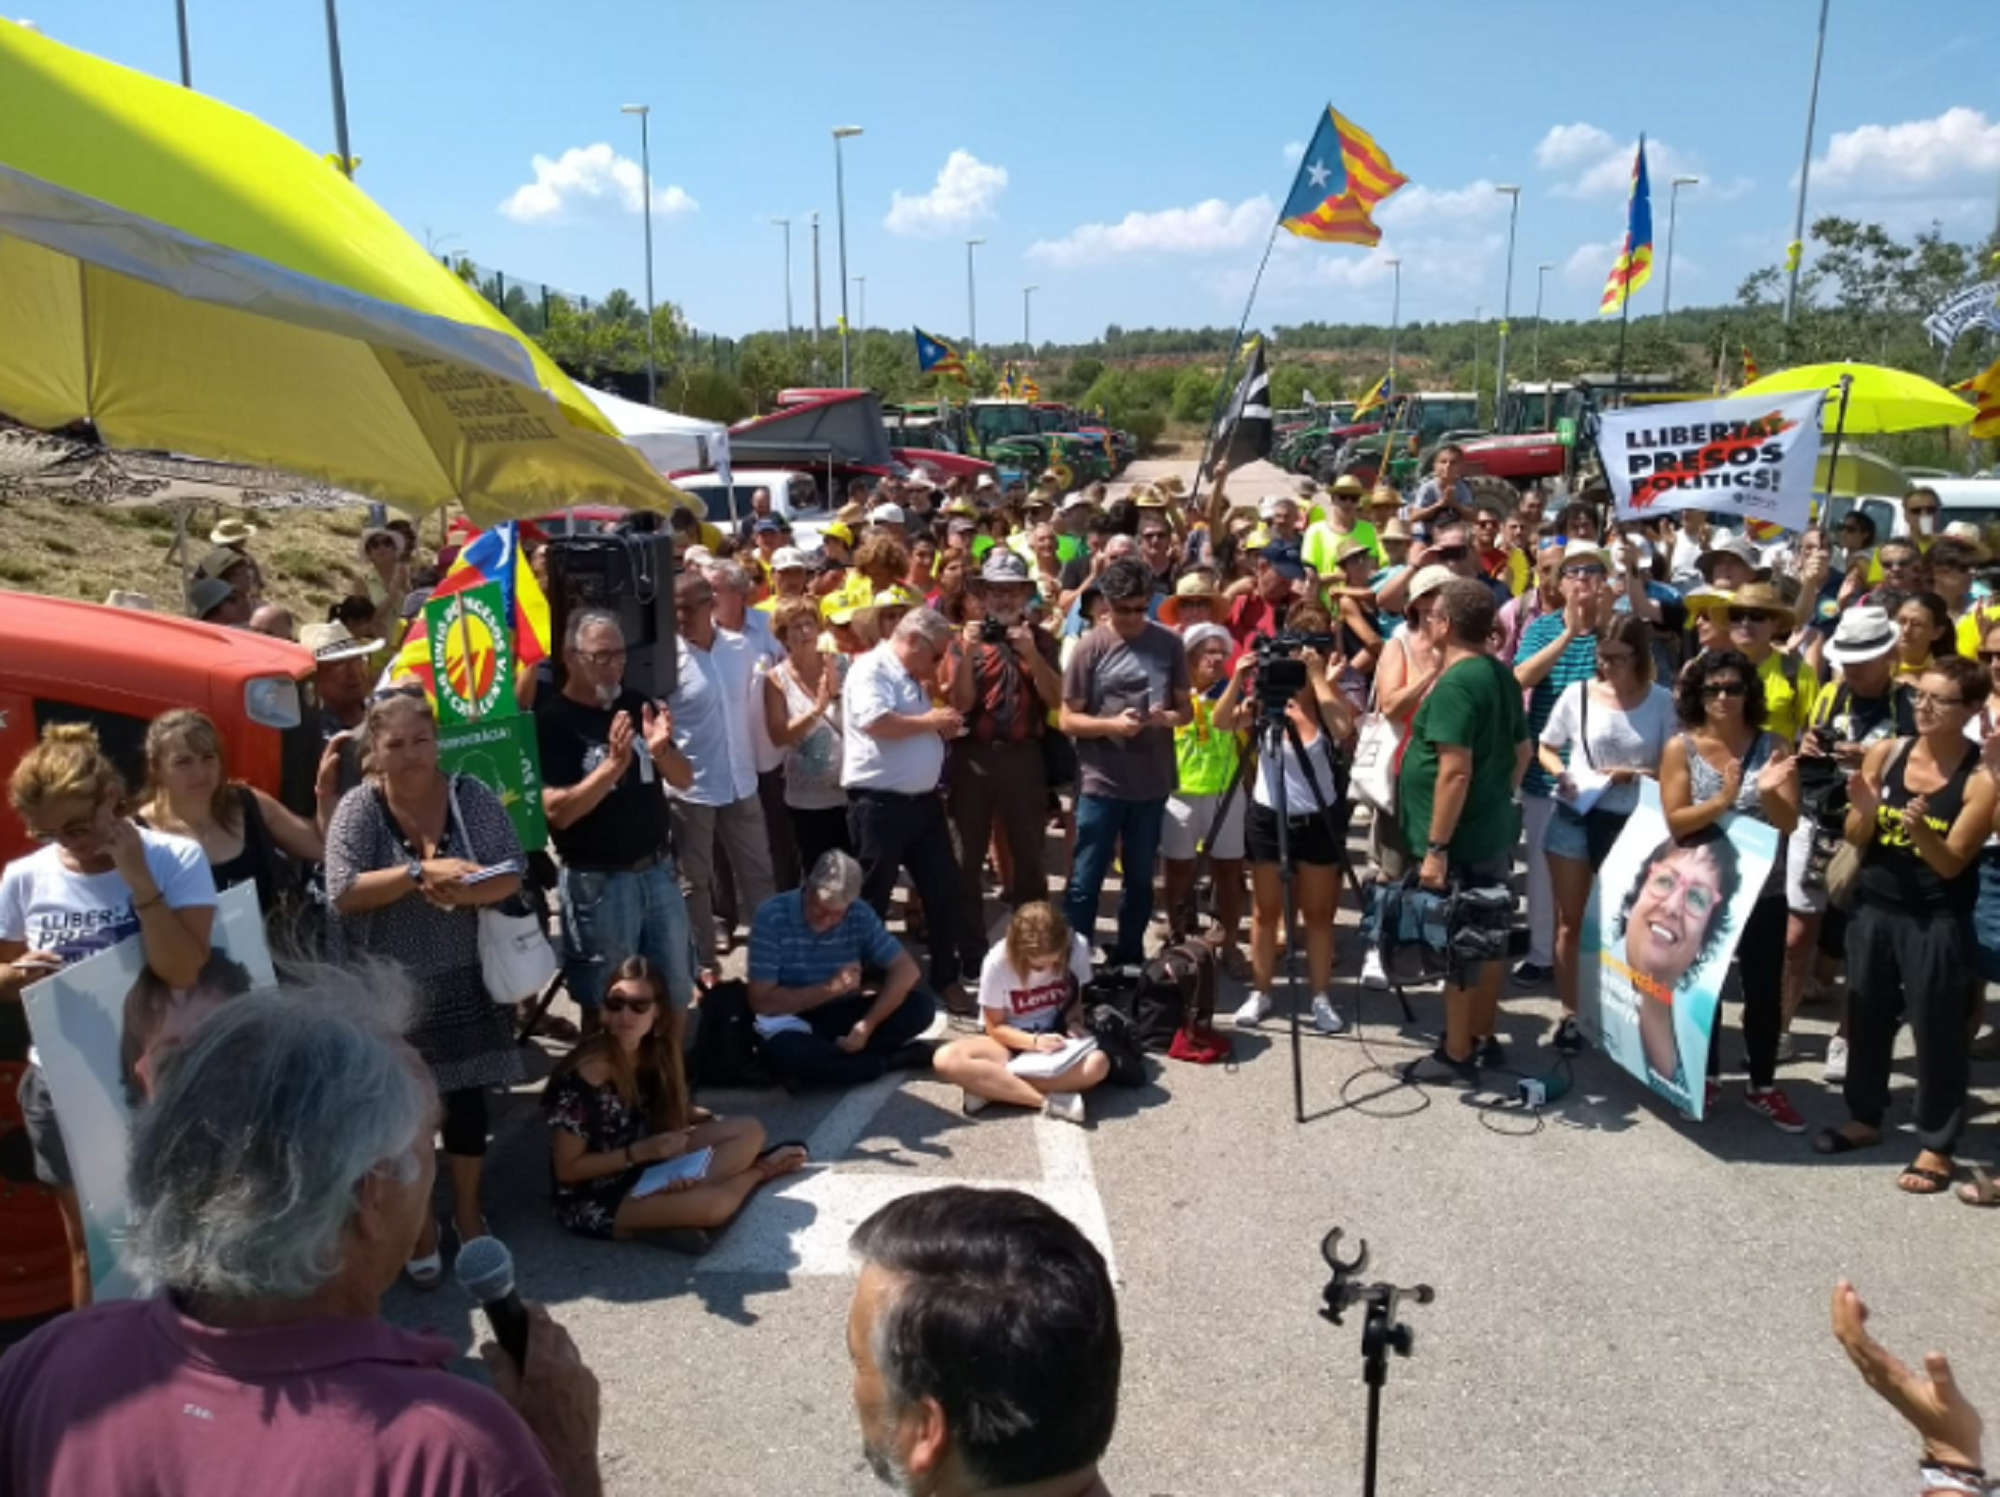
[0,1296,561,1497]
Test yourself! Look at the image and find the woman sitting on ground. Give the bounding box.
[543,955,807,1244]
[935,902,1111,1126]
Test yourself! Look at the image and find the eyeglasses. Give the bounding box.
[1908,506,1940,517]
[1110,602,1150,617]
[1431,546,1468,562]
[1980,650,2000,664]
[1881,557,1918,571]
[1701,681,1749,699]
[1563,566,1608,580]
[575,648,627,667]
[365,536,399,551]
[601,995,657,1016]
[28,813,101,845]
[1911,689,1967,709]
[1726,609,1775,625]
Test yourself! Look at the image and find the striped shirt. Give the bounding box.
[748,891,904,990]
[1517,611,1599,798]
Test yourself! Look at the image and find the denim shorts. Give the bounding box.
[1542,804,1591,862]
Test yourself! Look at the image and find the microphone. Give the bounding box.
[454,1235,530,1370]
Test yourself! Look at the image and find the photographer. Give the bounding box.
[1230,604,1357,1035]
[940,552,1065,982]
[1397,579,1531,1087]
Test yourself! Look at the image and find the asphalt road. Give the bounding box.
[383,457,2000,1496]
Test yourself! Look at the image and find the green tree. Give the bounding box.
[1170,365,1219,424]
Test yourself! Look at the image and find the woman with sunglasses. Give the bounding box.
[323,690,530,1286]
[1658,649,1804,1129]
[1818,655,1994,1195]
[1,723,218,1307]
[543,956,805,1244]
[1536,614,1673,1053]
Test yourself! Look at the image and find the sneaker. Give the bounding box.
[1360,947,1389,990]
[1823,1036,1850,1084]
[1511,961,1551,989]
[1311,994,1345,1035]
[1552,1016,1583,1055]
[1233,989,1274,1028]
[1401,1047,1479,1088]
[1474,1034,1506,1069]
[1745,1085,1809,1134]
[1042,1092,1085,1126]
[961,1090,989,1117]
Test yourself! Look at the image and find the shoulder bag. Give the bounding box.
[1350,635,1408,815]
[1574,684,1631,866]
[447,775,558,1005]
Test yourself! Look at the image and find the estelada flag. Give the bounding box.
[390,520,550,692]
[914,327,966,377]
[1963,357,2000,440]
[1742,346,1759,385]
[1353,373,1392,419]
[1599,137,1654,315]
[1280,105,1407,248]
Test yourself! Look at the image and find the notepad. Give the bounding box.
[631,1147,714,1198]
[1006,1035,1099,1080]
[458,861,521,885]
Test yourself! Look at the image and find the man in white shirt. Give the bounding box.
[669,571,777,971]
[842,606,969,1008]
[703,558,797,891]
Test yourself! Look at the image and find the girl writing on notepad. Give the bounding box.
[935,902,1112,1127]
[542,956,805,1247]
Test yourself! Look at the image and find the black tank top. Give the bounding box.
[208,785,282,917]
[1858,739,1979,913]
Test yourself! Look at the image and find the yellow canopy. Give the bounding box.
[1736,361,1976,437]
[0,19,690,523]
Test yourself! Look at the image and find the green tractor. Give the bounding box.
[987,431,1109,487]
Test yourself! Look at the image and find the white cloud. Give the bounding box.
[1534,123,1702,199]
[1562,238,1622,289]
[1811,107,2000,194]
[499,143,697,224]
[1281,141,1305,165]
[882,150,1008,237]
[1377,179,1517,230]
[1027,195,1275,268]
[1535,122,1617,172]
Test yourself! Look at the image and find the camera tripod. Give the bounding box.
[1321,1227,1434,1497]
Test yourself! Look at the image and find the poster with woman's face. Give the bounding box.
[23,883,274,1298]
[1578,782,1779,1120]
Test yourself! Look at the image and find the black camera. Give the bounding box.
[978,617,1009,644]
[1253,630,1336,711]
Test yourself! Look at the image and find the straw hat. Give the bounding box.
[209,517,258,547]
[1684,580,1797,631]
[103,589,154,611]
[299,620,387,661]
[1380,517,1414,542]
[1406,564,1455,606]
[1330,536,1375,568]
[1154,474,1188,498]
[1329,474,1367,498]
[1159,573,1221,627]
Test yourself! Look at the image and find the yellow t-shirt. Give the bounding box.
[1756,650,1819,743]
[1956,599,2000,660]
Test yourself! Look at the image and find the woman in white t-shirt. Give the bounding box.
[933,902,1110,1126]
[0,724,217,1308]
[1535,614,1674,1054]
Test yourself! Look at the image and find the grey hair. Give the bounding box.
[124,966,434,1302]
[892,606,952,651]
[566,607,624,651]
[702,559,752,597]
[1101,534,1136,560]
[805,849,863,907]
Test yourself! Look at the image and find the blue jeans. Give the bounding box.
[559,860,694,1012]
[1064,794,1166,965]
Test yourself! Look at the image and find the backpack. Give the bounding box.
[1085,1004,1149,1087]
[691,979,774,1090]
[1139,941,1232,1063]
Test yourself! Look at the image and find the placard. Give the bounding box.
[424,580,514,725]
[440,712,547,851]
[1596,391,1824,533]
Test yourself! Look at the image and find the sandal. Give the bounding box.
[1813,1126,1880,1156]
[404,1221,443,1290]
[1957,1165,2000,1208]
[1898,1158,1954,1197]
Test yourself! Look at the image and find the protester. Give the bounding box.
[1406,443,1472,533]
[247,602,296,639]
[544,955,805,1242]
[1227,537,1303,661]
[1303,474,1383,573]
[1895,592,1958,679]
[703,557,796,894]
[0,982,601,1497]
[668,571,778,970]
[940,551,1063,982]
[1498,533,1568,664]
[302,620,385,798]
[538,609,695,1035]
[1162,622,1247,968]
[1061,559,1190,964]
[1818,654,1993,1192]
[847,1187,1119,1497]
[746,850,939,1088]
[1658,648,1804,1129]
[0,722,217,1307]
[935,902,1111,1123]
[325,690,531,1280]
[1535,615,1674,1051]
[189,575,251,627]
[763,596,851,872]
[356,524,411,637]
[1397,579,1530,1085]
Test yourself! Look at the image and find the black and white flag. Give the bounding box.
[1216,339,1272,467]
[1923,282,2000,352]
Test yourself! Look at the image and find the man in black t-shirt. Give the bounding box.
[539,609,697,1036]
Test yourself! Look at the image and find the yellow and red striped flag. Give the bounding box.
[1962,358,2000,440]
[1599,137,1654,315]
[1742,346,1759,385]
[1279,106,1408,248]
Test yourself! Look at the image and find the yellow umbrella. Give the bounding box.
[1736,361,1976,435]
[0,19,691,523]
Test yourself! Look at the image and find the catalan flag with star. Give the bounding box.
[1279,106,1407,247]
[1599,137,1654,315]
[1352,373,1392,419]
[914,327,966,379]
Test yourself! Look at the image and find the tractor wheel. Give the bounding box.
[1465,474,1521,514]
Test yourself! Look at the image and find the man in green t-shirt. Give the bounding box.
[1397,577,1531,1087]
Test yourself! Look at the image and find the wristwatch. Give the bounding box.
[406,858,424,885]
[1425,841,1451,857]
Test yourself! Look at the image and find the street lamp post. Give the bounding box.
[175,0,191,86]
[1385,258,1401,386]
[1493,185,1521,412]
[1534,262,1555,426]
[771,217,793,349]
[965,238,986,347]
[1662,175,1701,328]
[322,0,354,178]
[811,211,822,351]
[1782,0,1831,358]
[621,104,657,404]
[1023,285,1038,351]
[854,276,866,343]
[1473,305,1483,413]
[832,126,862,386]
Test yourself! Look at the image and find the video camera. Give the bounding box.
[1372,879,1514,984]
[1252,630,1337,713]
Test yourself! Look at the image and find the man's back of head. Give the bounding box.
[848,1186,1119,1495]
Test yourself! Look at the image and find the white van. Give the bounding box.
[1927,477,2000,534]
[670,467,830,549]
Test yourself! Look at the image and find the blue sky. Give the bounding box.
[19,0,2000,345]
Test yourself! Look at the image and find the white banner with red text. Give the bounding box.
[1596,391,1824,533]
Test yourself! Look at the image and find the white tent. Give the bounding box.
[581,387,726,477]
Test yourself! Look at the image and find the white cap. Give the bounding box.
[974,474,999,491]
[868,503,906,526]
[770,546,809,571]
[1060,492,1095,513]
[1258,493,1294,520]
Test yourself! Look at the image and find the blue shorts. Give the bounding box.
[1542,804,1591,862]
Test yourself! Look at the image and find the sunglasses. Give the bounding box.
[1908,506,1940,517]
[1563,566,1608,580]
[1110,602,1150,617]
[1431,545,1468,562]
[1702,681,1748,699]
[601,995,657,1016]
[1726,609,1775,625]
[368,683,427,706]
[1981,650,2000,664]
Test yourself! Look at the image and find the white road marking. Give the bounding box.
[698,1079,1118,1280]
